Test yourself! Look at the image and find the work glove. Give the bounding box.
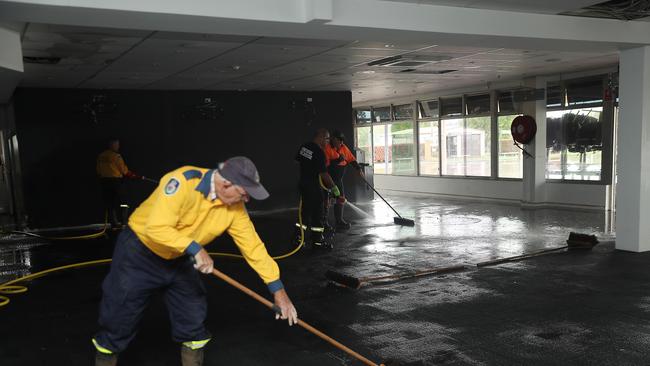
[331,185,341,197]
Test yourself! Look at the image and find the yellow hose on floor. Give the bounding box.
[3,212,110,241]
[0,202,306,308]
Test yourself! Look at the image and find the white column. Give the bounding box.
[521,77,547,206]
[616,46,650,252]
[0,24,23,103]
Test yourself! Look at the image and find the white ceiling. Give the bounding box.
[20,22,619,103]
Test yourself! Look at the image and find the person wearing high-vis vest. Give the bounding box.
[324,130,364,230]
[92,156,298,366]
[294,128,340,249]
[96,138,142,226]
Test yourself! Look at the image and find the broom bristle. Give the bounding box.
[567,232,599,249]
[393,217,415,226]
[325,270,362,289]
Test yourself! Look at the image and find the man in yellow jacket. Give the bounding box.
[92,156,298,366]
[96,138,141,226]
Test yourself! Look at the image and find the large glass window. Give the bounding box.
[373,124,387,174]
[441,119,464,175]
[465,116,491,176]
[388,121,416,175]
[546,107,603,181]
[440,97,463,117]
[497,92,517,114]
[418,99,439,119]
[355,126,372,165]
[393,104,414,120]
[466,94,491,115]
[418,120,439,175]
[498,115,523,178]
[566,77,603,107]
[356,109,372,124]
[373,106,391,122]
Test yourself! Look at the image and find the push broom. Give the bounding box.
[326,264,467,289]
[358,175,415,226]
[211,268,385,366]
[327,232,599,288]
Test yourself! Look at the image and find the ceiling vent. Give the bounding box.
[388,60,433,67]
[367,55,403,66]
[400,69,458,74]
[367,54,453,69]
[559,0,650,20]
[23,56,62,65]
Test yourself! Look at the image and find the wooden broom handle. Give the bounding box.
[361,264,467,282]
[211,268,384,366]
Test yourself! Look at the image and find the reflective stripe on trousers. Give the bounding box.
[183,338,211,350]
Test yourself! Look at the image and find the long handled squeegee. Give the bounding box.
[326,264,466,289]
[211,268,385,366]
[358,175,415,227]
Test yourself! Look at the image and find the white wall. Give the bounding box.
[374,176,607,209]
[544,182,607,209]
[375,175,522,203]
[0,25,23,103]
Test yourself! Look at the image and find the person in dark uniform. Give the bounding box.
[324,130,363,230]
[295,128,340,248]
[93,157,298,366]
[96,138,141,226]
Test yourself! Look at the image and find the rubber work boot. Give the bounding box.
[181,346,204,366]
[311,231,325,249]
[95,352,117,366]
[334,204,351,231]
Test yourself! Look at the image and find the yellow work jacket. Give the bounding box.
[128,166,283,291]
[97,149,129,178]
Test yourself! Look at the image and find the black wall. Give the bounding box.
[14,88,353,227]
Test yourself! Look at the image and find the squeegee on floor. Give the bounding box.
[325,265,467,289]
[359,175,415,226]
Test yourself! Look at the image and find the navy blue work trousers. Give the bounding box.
[94,227,210,353]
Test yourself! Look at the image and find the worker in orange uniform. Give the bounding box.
[93,156,298,366]
[324,130,363,230]
[96,138,142,227]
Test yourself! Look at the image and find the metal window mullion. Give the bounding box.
[380,123,386,174]
[414,101,420,176]
[561,145,568,179]
[600,75,614,185]
[490,90,498,179]
[370,123,374,172]
[437,98,442,176]
[462,95,467,176]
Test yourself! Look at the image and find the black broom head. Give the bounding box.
[325,270,362,289]
[566,232,599,250]
[393,217,415,226]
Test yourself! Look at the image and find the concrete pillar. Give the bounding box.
[616,46,650,252]
[521,77,547,206]
[0,24,23,103]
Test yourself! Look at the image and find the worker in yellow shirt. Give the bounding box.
[96,138,141,226]
[92,156,297,366]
